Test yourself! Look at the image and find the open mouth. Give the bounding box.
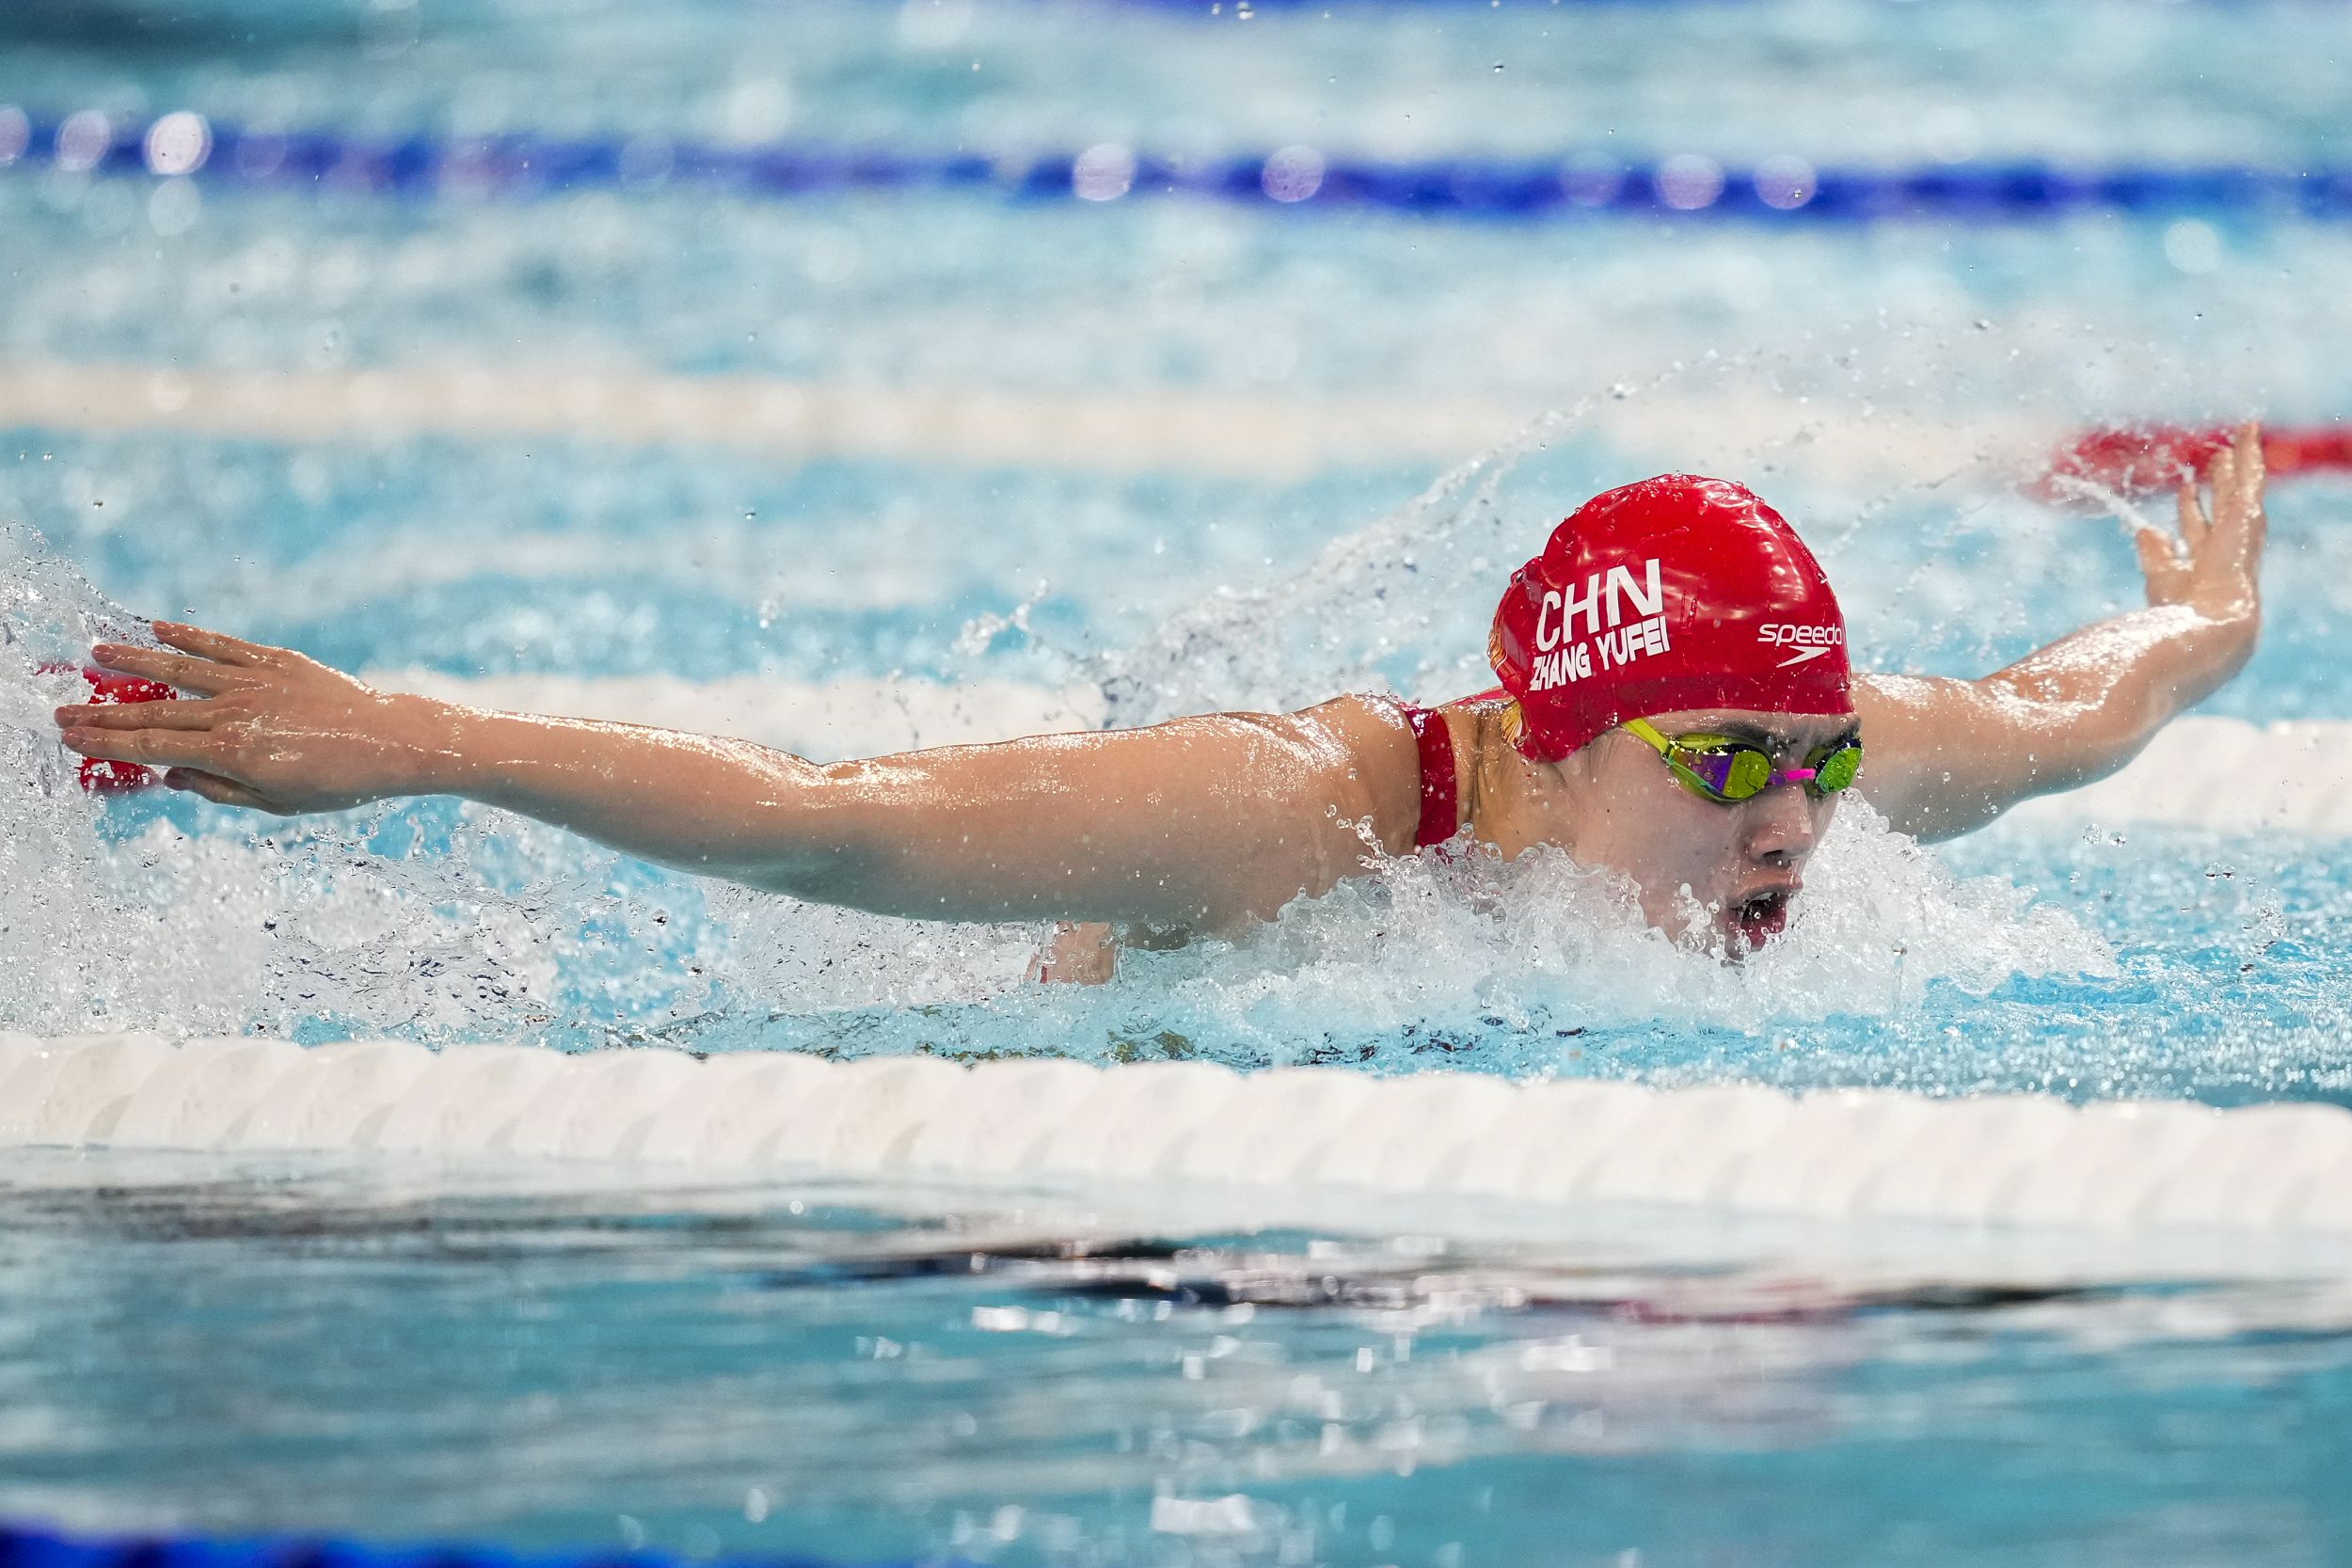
[1727,887,1795,952]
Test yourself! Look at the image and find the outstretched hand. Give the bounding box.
[2136,420,2266,625]
[54,623,439,816]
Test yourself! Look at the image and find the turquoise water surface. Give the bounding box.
[4,1,2351,1563]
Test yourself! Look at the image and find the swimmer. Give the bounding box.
[50,424,2267,976]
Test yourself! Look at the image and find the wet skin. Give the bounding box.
[52,427,2267,980]
[1543,709,1854,954]
[1036,702,1851,980]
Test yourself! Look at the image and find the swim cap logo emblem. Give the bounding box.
[1529,557,1669,693]
[1757,623,1842,668]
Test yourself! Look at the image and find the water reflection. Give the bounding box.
[2,1149,2345,1567]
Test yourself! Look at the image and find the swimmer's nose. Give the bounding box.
[1741,782,1821,867]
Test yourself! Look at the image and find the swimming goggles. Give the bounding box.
[1622,718,1863,804]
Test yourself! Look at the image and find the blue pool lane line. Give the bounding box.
[0,1524,963,1568]
[6,107,2352,224]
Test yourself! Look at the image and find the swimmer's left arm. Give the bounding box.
[1857,420,2266,842]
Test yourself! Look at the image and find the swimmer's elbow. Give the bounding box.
[1873,689,2146,841]
[722,762,906,906]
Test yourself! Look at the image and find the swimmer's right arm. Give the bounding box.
[1857,420,2268,840]
[56,635,1422,929]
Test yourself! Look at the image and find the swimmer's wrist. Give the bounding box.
[396,700,636,807]
[2199,594,2261,635]
[394,694,496,798]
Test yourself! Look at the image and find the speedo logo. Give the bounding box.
[1757,623,1842,667]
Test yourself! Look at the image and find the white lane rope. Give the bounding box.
[366,672,2352,835]
[2,1035,2346,1235]
[0,360,2038,483]
[0,360,1519,481]
[2002,714,2352,836]
[1994,714,2352,841]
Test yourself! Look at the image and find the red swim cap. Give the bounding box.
[1488,474,1853,762]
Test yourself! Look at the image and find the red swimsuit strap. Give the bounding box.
[1398,690,1507,849]
[1399,701,1462,848]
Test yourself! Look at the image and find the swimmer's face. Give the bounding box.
[1559,707,1853,955]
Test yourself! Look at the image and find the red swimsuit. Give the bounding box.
[1395,690,1505,848]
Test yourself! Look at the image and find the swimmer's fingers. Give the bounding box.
[2209,440,2244,544]
[2176,464,2211,552]
[2222,420,2269,560]
[2174,474,2208,549]
[151,621,286,670]
[87,643,255,696]
[2138,512,2192,605]
[53,698,221,732]
[57,723,231,772]
[2154,421,2267,621]
[160,768,288,814]
[2156,473,2208,604]
[2187,421,2268,594]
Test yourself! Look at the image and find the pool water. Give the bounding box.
[7,1150,2352,1568]
[4,0,2352,1563]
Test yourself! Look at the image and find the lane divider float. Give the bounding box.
[0,359,1532,483]
[4,357,2344,499]
[0,1523,922,1568]
[0,1034,2347,1235]
[2044,423,2352,498]
[6,105,2351,225]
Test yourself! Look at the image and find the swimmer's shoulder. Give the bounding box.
[1850,672,1980,757]
[1288,691,1443,855]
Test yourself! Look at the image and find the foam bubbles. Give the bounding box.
[0,523,708,1043]
[728,795,2113,1078]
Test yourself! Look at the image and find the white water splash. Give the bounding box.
[1241,794,2110,1034]
[806,796,2116,1070]
[0,524,715,1041]
[0,353,2125,1061]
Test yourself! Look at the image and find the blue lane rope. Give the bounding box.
[6,107,2350,223]
[1116,0,1763,7]
[0,1523,962,1568]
